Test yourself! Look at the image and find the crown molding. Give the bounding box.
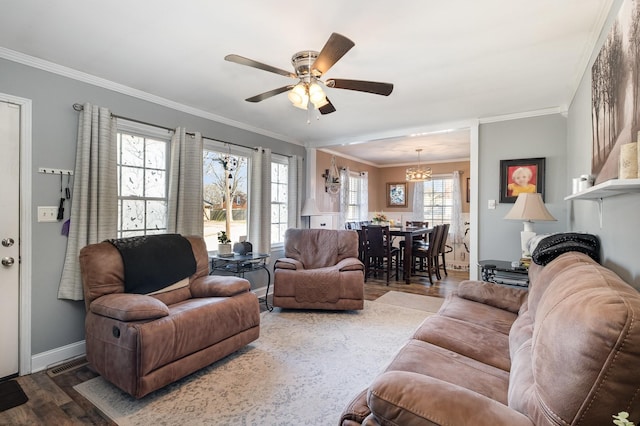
[0,47,301,146]
[478,106,567,124]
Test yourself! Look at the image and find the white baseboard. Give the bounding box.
[31,340,86,373]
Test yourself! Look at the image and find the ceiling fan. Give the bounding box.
[224,33,394,115]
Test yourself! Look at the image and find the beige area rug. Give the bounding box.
[74,299,434,426]
[374,291,445,313]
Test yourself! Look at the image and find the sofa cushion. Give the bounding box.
[412,315,512,371]
[457,280,528,314]
[283,228,359,269]
[90,293,170,321]
[385,339,510,404]
[438,295,518,335]
[136,291,260,376]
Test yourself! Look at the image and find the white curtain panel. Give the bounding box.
[168,128,203,236]
[359,171,369,222]
[58,103,118,300]
[412,182,424,222]
[338,167,350,228]
[451,171,464,244]
[287,155,301,229]
[249,147,272,254]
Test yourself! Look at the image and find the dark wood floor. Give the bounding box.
[0,270,468,425]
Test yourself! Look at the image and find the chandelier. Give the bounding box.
[406,149,432,182]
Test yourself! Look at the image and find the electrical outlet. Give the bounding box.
[38,206,59,222]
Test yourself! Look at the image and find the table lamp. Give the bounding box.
[504,193,556,259]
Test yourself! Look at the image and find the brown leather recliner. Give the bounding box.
[79,235,260,398]
[273,228,365,310]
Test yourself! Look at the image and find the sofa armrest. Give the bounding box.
[335,257,365,272]
[274,257,304,270]
[90,293,169,321]
[189,275,251,298]
[367,371,533,426]
[456,280,528,313]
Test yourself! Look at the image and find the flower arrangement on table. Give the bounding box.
[372,212,388,223]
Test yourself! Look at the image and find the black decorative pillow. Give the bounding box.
[531,233,600,266]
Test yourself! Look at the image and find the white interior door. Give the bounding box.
[0,101,20,378]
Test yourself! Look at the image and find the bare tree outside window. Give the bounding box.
[203,149,248,248]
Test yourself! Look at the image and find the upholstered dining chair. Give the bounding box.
[398,221,429,269]
[411,224,445,285]
[362,225,400,284]
[436,223,451,279]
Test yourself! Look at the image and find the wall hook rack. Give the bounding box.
[38,167,73,175]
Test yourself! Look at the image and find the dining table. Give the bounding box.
[390,225,433,283]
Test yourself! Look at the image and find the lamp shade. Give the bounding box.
[504,193,556,222]
[300,198,321,216]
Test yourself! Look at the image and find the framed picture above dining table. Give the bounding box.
[386,182,407,207]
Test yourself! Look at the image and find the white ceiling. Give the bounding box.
[0,0,612,166]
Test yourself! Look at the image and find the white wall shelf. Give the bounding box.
[564,178,640,228]
[564,178,640,201]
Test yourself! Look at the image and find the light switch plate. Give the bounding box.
[488,199,496,210]
[38,206,59,222]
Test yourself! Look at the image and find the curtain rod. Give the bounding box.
[72,103,291,157]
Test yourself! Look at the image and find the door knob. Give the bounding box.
[1,257,15,266]
[2,238,14,247]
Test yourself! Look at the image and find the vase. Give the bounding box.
[218,243,232,256]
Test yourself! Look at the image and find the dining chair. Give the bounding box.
[411,224,445,285]
[362,225,400,284]
[399,221,429,269]
[436,223,451,279]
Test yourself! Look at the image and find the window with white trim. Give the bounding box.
[422,176,453,225]
[346,172,366,221]
[202,141,249,249]
[270,156,288,246]
[116,122,170,238]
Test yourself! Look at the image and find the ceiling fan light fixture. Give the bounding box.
[288,83,308,109]
[308,82,326,103]
[406,148,432,182]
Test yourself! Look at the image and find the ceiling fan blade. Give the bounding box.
[319,97,336,115]
[245,85,293,103]
[312,33,355,75]
[326,79,394,96]
[225,54,296,78]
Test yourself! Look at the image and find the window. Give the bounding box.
[271,156,288,245]
[422,176,453,225]
[346,172,366,221]
[116,123,170,238]
[202,143,249,249]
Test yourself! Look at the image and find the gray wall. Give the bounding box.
[566,0,640,289]
[0,58,304,355]
[478,114,568,262]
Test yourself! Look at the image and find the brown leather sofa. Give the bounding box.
[273,228,365,310]
[79,235,260,399]
[340,251,640,425]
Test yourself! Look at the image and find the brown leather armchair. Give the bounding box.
[273,228,365,310]
[79,235,260,398]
